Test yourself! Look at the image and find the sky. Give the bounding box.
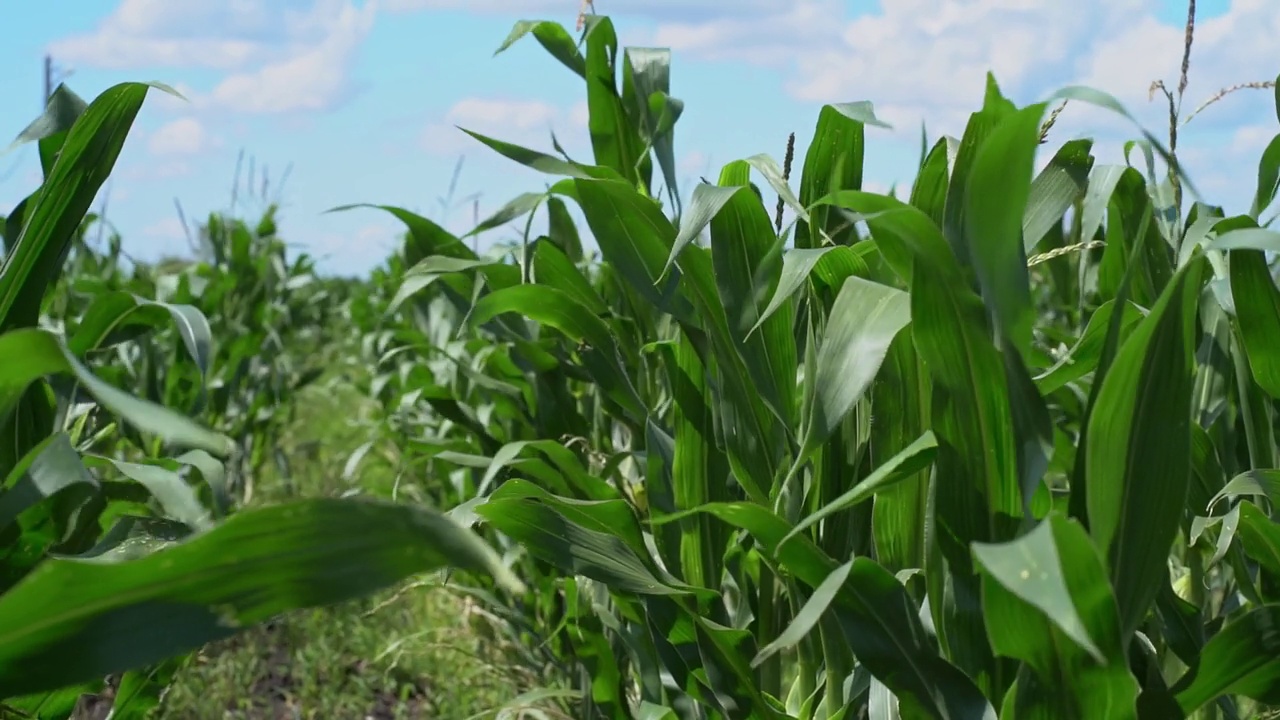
[0,0,1275,277]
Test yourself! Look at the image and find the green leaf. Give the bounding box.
[1085,256,1207,640]
[799,276,910,459]
[3,84,89,155]
[1172,603,1280,713]
[782,431,937,550]
[1230,248,1280,399]
[68,291,213,375]
[654,502,996,718]
[476,496,686,596]
[962,101,1045,357]
[666,183,738,276]
[0,497,520,696]
[1250,133,1280,219]
[459,128,621,181]
[388,255,498,314]
[1236,501,1280,576]
[0,434,95,534]
[709,164,797,428]
[0,83,169,331]
[1046,85,1199,204]
[751,559,853,668]
[467,283,647,421]
[0,328,232,457]
[494,19,586,78]
[1035,300,1145,395]
[796,105,875,247]
[1023,139,1094,253]
[973,515,1106,662]
[974,514,1138,719]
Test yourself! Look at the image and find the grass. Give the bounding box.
[160,377,548,719]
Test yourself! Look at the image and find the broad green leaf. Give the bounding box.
[0,498,520,696]
[743,153,807,224]
[1045,85,1199,204]
[532,240,606,314]
[1208,470,1280,510]
[0,434,95,533]
[325,204,476,260]
[800,277,910,457]
[389,255,498,314]
[796,105,873,247]
[1023,139,1094,253]
[972,515,1105,662]
[963,101,1045,357]
[0,83,170,331]
[476,496,686,596]
[3,84,89,156]
[751,560,853,668]
[1034,300,1145,394]
[710,163,797,428]
[467,283,647,421]
[1251,133,1280,219]
[782,431,936,549]
[1230,248,1280,398]
[1085,256,1206,640]
[460,128,621,181]
[494,19,586,78]
[974,514,1138,719]
[666,184,738,275]
[68,291,213,375]
[84,456,211,531]
[0,328,232,456]
[582,18,645,184]
[1172,604,1280,713]
[572,178,694,323]
[1236,501,1280,576]
[463,192,546,238]
[747,245,839,333]
[654,503,996,719]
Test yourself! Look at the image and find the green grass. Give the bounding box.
[160,378,550,719]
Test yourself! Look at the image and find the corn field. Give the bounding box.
[3,8,1280,720]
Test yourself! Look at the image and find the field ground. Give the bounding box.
[160,376,552,719]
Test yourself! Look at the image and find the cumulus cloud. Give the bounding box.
[632,0,1276,140]
[142,216,188,240]
[48,0,376,114]
[624,0,1276,212]
[309,221,398,275]
[205,2,375,114]
[147,118,215,156]
[421,97,590,156]
[384,0,789,22]
[47,0,273,70]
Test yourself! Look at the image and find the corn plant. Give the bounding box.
[0,83,518,718]
[362,12,1280,719]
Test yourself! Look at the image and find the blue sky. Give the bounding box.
[0,0,1272,276]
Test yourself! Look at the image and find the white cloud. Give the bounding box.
[141,216,188,240]
[48,0,376,115]
[626,0,1277,214]
[421,97,589,156]
[147,118,214,156]
[309,221,398,275]
[1230,123,1276,156]
[48,0,269,71]
[384,0,788,22]
[633,0,1276,139]
[205,2,376,114]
